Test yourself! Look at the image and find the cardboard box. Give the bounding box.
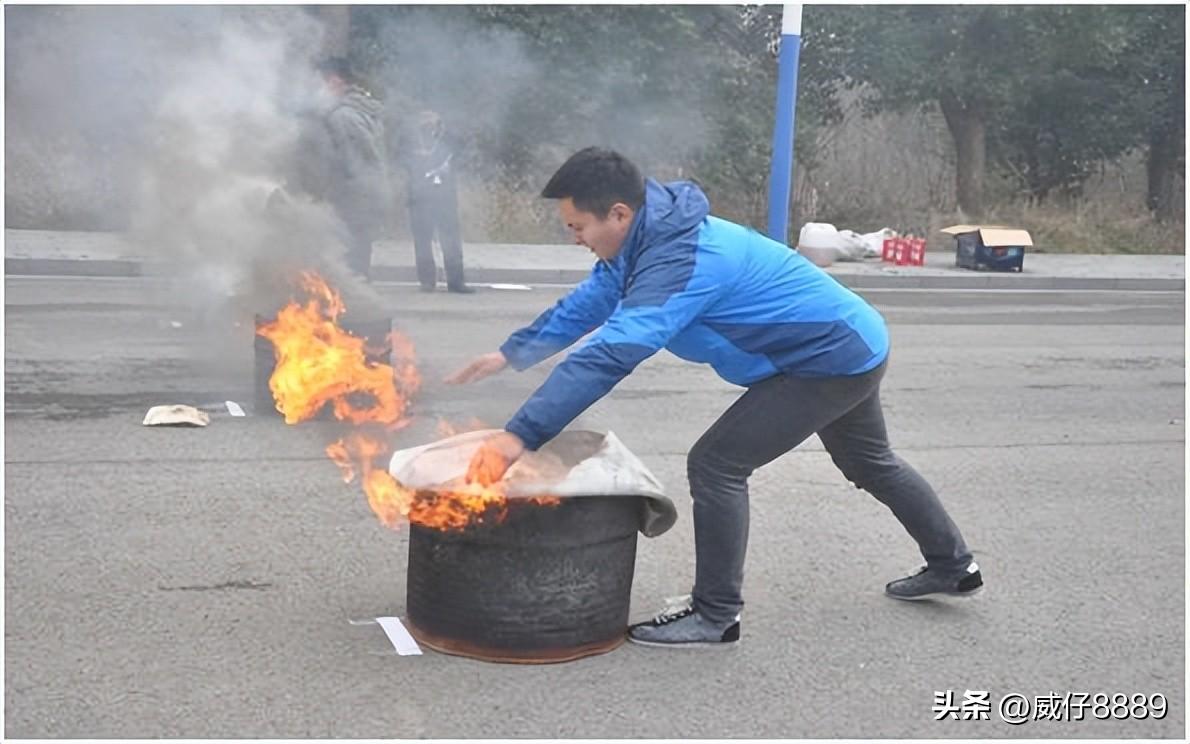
[941,224,1032,272]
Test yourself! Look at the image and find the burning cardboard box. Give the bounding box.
[941,224,1032,272]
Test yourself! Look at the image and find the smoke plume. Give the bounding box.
[126,7,387,320]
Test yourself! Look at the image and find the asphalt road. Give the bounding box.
[4,276,1185,738]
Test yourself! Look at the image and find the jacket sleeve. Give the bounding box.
[290,114,334,199]
[326,106,385,174]
[498,259,621,371]
[504,250,725,450]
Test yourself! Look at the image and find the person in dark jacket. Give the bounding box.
[396,109,473,293]
[445,147,981,648]
[293,57,391,280]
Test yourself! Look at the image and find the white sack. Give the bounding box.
[389,429,677,537]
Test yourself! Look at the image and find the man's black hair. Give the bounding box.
[316,56,354,84]
[541,147,646,216]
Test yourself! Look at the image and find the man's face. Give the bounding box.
[321,72,347,98]
[558,197,634,262]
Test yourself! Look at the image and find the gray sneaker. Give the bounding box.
[885,562,983,601]
[627,595,740,648]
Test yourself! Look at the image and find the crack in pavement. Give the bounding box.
[157,580,273,592]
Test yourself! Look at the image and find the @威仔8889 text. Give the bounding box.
[933,690,1168,724]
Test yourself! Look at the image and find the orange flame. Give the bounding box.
[465,441,514,488]
[256,271,417,426]
[326,432,415,528]
[257,271,556,531]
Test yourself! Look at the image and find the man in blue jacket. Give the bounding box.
[445,147,980,648]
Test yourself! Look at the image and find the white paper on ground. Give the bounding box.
[225,400,246,417]
[375,616,423,655]
[142,404,210,427]
[487,283,532,291]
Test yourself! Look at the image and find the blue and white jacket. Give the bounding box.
[500,179,889,451]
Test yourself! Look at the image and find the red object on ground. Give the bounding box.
[908,238,926,266]
[884,234,927,266]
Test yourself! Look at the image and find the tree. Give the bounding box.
[985,6,1141,204]
[346,5,841,232]
[465,5,843,229]
[696,5,844,228]
[993,6,1186,217]
[812,6,1159,217]
[1118,6,1185,222]
[350,7,726,173]
[814,6,1016,217]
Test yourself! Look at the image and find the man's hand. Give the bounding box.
[444,351,508,385]
[465,431,525,487]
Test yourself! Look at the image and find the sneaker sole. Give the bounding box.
[627,636,740,649]
[885,585,984,601]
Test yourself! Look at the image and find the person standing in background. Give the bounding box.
[293,57,391,280]
[397,109,474,293]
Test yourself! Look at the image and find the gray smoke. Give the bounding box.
[5,6,214,231]
[8,6,721,288]
[126,7,387,321]
[465,9,708,160]
[354,7,712,239]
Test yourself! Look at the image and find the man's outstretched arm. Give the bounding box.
[443,259,620,384]
[504,255,727,451]
[497,259,621,370]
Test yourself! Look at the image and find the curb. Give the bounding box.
[832,273,1185,292]
[6,258,144,278]
[6,258,1184,292]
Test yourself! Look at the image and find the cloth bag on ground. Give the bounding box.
[798,222,890,262]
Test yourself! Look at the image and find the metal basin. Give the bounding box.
[405,496,640,663]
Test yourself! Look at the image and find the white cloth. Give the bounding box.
[388,429,677,537]
[798,222,890,261]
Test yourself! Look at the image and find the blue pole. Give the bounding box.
[767,4,803,244]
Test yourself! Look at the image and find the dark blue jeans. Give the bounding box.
[687,358,972,625]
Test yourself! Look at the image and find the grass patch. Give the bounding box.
[928,203,1185,255]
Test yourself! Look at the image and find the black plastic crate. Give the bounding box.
[954,233,1025,272]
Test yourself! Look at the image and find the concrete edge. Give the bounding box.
[835,273,1186,291]
[6,258,1184,292]
[6,258,144,278]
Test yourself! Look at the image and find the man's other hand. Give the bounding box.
[465,431,525,486]
[444,351,508,385]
